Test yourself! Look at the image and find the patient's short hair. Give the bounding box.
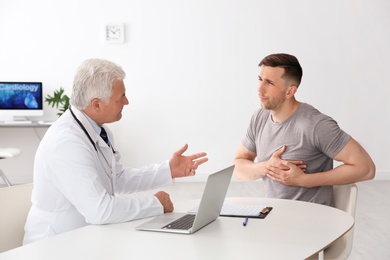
[259,53,303,87]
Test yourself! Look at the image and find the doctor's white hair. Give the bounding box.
[71,58,126,110]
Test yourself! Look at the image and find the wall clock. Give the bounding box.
[105,24,125,43]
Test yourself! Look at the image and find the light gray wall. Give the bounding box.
[1,0,389,183]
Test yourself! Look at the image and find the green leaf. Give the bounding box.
[45,87,70,116]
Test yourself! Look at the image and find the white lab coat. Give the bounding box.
[23,107,173,244]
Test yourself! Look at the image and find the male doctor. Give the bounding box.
[23,58,208,244]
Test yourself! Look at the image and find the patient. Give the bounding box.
[233,53,375,205]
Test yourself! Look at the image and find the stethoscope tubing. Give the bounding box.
[69,105,116,195]
[69,105,98,151]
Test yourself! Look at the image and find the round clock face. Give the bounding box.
[105,24,124,43]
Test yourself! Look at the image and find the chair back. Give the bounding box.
[0,183,33,252]
[324,184,358,260]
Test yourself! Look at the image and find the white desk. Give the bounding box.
[0,197,353,260]
[0,121,54,128]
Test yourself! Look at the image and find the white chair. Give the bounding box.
[323,184,358,260]
[0,148,22,187]
[0,183,33,253]
[307,184,358,260]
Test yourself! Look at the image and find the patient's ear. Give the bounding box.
[286,85,298,98]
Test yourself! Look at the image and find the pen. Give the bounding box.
[243,217,249,226]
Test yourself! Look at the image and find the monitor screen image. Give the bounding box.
[0,82,43,121]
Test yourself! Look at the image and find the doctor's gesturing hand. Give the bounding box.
[154,144,208,213]
[169,144,208,178]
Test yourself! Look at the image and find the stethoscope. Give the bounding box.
[69,105,119,195]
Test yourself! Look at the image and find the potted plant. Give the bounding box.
[45,87,70,116]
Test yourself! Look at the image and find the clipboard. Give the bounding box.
[219,205,273,219]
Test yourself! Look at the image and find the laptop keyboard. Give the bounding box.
[162,214,196,230]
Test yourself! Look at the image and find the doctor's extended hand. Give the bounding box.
[169,144,208,178]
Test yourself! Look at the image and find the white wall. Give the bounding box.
[1,0,389,183]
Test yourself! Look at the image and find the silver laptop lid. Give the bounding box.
[190,165,234,232]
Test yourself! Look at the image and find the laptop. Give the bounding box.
[135,165,234,234]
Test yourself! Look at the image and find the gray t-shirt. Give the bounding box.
[242,103,351,205]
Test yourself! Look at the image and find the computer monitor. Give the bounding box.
[0,82,44,121]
